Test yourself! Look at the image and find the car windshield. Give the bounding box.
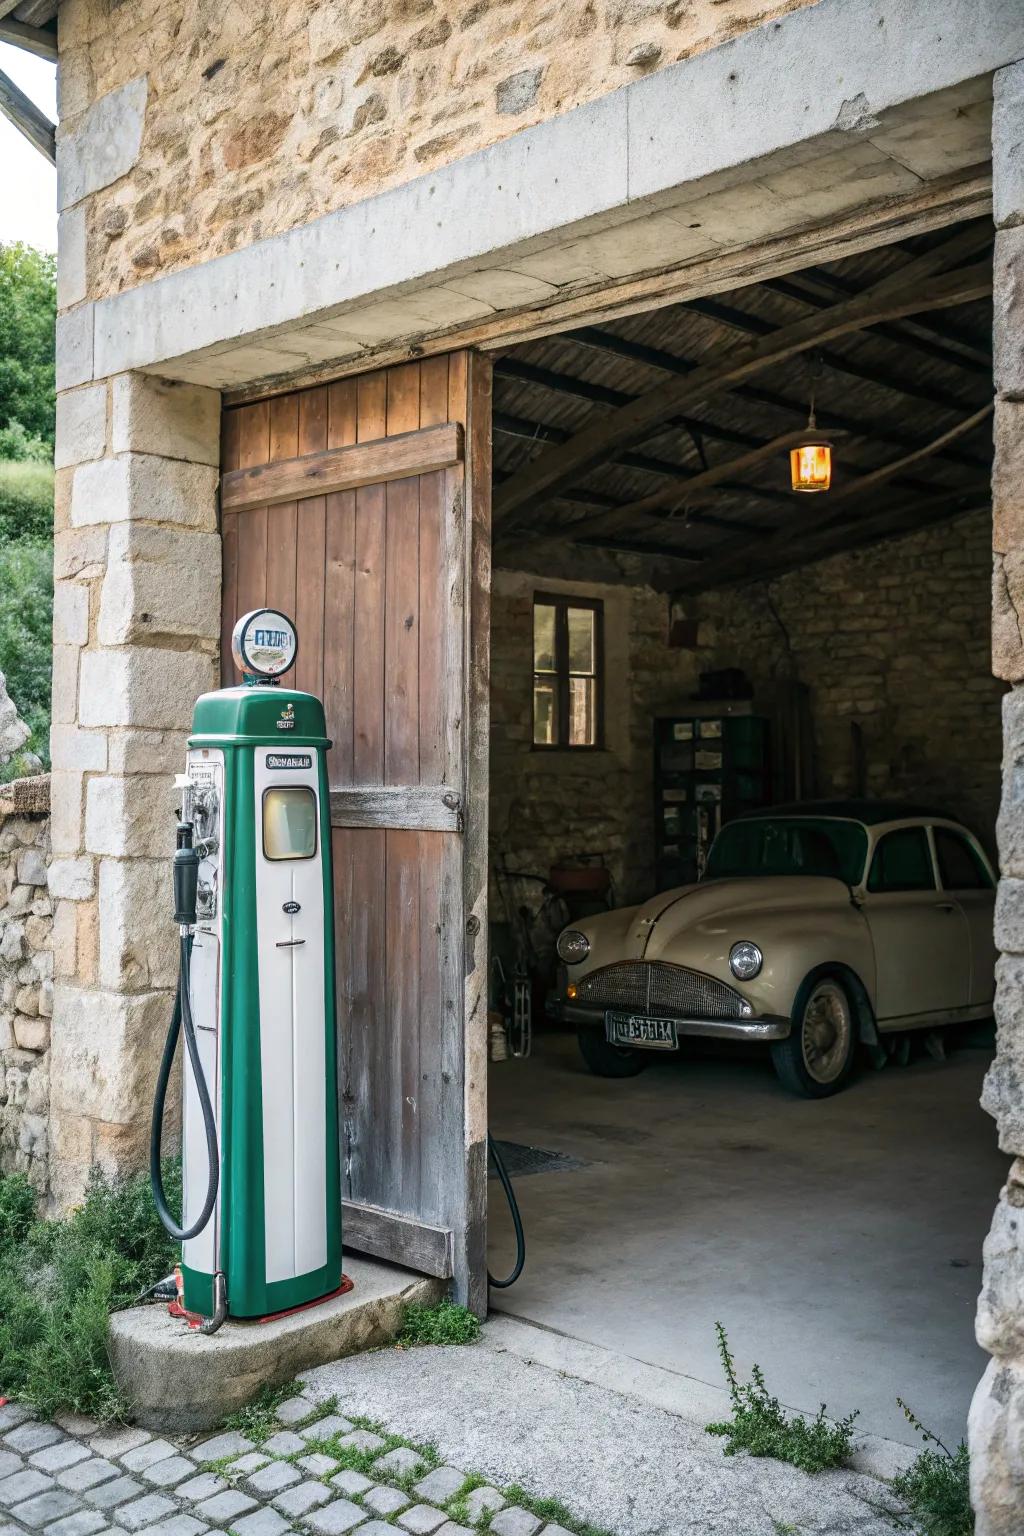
[706,817,868,885]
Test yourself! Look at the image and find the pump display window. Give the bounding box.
[263,787,318,860]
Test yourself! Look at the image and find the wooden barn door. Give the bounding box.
[220,354,492,1312]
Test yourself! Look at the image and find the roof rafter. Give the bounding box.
[672,406,994,592]
[561,328,988,474]
[0,17,57,59]
[494,239,992,521]
[0,65,54,163]
[764,270,991,374]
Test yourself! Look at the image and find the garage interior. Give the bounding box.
[483,214,1008,1451]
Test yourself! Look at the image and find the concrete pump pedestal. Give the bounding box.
[108,1257,444,1431]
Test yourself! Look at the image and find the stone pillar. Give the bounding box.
[973,56,1024,1536]
[48,372,221,1208]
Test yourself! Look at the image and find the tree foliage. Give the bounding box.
[0,243,56,447]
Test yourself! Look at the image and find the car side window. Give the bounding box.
[934,827,993,892]
[866,827,936,894]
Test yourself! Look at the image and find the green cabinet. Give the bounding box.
[654,705,771,889]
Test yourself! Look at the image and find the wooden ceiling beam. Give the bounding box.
[672,407,993,593]
[493,409,792,512]
[10,1,58,23]
[496,355,764,459]
[821,402,992,507]
[685,293,985,415]
[495,256,991,521]
[0,65,54,163]
[687,488,990,593]
[0,16,55,56]
[542,486,770,538]
[767,269,992,374]
[540,429,829,546]
[564,327,988,474]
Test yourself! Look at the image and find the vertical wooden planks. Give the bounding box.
[333,826,386,1206]
[386,828,422,1214]
[418,357,449,785]
[266,395,299,628]
[295,389,328,698]
[354,376,387,785]
[323,381,358,784]
[384,364,422,786]
[234,402,271,660]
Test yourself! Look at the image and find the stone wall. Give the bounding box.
[55,0,816,307]
[970,56,1024,1536]
[491,505,1001,908]
[0,777,53,1198]
[48,371,220,1208]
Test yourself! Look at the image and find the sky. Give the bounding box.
[0,43,58,252]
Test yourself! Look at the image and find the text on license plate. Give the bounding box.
[606,1012,679,1050]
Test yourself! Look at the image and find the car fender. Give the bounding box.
[792,961,879,1046]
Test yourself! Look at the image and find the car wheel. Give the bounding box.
[771,974,857,1098]
[577,1026,647,1078]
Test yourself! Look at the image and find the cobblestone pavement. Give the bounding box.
[0,1397,570,1536]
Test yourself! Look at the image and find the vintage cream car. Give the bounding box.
[557,801,996,1097]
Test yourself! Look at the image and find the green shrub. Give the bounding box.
[0,1164,181,1420]
[0,458,53,542]
[891,1401,973,1536]
[397,1299,481,1347]
[0,1170,36,1248]
[0,535,53,775]
[0,242,56,447]
[706,1322,858,1474]
[0,421,51,462]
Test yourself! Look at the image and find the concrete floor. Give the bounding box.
[487,1030,1008,1450]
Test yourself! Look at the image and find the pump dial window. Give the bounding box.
[263,787,318,861]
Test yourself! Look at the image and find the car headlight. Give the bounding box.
[557,929,590,964]
[729,941,763,980]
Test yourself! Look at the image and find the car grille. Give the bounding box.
[573,961,745,1020]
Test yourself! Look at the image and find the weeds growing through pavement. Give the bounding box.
[396,1300,481,1347]
[890,1400,973,1536]
[705,1322,858,1474]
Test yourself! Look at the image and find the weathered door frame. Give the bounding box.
[219,353,492,1313]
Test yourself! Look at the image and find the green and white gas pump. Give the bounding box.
[150,609,343,1328]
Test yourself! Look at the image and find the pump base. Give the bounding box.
[110,1256,443,1432]
[169,1275,354,1330]
[258,1274,354,1324]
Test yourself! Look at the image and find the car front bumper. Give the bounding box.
[562,1003,792,1044]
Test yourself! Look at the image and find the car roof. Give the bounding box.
[735,799,960,828]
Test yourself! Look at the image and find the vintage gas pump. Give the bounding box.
[150,609,343,1327]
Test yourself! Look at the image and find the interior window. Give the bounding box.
[532,595,603,748]
[934,827,993,891]
[263,787,317,861]
[867,827,935,894]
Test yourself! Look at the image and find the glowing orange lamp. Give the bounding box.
[790,385,832,493]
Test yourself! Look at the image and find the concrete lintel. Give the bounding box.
[89,0,1024,386]
[107,1256,444,1431]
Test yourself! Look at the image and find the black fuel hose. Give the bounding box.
[486,1132,525,1289]
[150,934,220,1242]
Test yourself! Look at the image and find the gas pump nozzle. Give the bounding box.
[173,822,200,929]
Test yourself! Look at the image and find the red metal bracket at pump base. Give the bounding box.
[168,1275,353,1330]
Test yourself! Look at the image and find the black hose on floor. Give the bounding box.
[487,1132,526,1289]
[150,934,220,1243]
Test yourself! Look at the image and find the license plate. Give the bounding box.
[606,1012,678,1050]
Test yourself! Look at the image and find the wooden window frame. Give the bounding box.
[532,593,605,751]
